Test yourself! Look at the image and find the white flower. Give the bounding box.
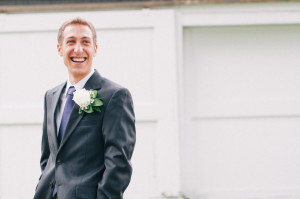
[73,88,92,109]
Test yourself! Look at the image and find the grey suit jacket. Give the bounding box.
[34,71,136,199]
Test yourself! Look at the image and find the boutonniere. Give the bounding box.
[73,89,103,114]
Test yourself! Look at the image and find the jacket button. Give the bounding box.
[49,183,54,188]
[57,159,62,165]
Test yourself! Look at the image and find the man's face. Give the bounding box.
[57,24,97,80]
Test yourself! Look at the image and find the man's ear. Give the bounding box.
[94,44,98,57]
[57,44,63,56]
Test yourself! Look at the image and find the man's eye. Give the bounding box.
[83,40,90,44]
[67,40,75,44]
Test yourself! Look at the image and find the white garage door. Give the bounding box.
[181,25,300,198]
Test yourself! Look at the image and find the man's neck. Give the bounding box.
[69,75,84,85]
[68,70,93,85]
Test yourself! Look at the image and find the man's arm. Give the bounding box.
[40,91,50,172]
[97,88,136,199]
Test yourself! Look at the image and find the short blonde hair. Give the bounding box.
[57,17,97,45]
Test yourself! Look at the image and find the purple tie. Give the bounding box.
[58,86,75,145]
[53,86,75,197]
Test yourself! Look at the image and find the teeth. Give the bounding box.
[72,57,85,62]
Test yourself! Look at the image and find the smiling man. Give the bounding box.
[33,17,136,199]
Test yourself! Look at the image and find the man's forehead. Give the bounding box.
[63,24,93,38]
[65,35,92,39]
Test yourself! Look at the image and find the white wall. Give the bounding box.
[1,2,300,199]
[0,10,180,199]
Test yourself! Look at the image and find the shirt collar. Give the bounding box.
[65,69,95,96]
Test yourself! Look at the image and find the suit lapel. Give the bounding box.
[50,82,66,152]
[58,70,102,150]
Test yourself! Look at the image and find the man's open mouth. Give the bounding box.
[71,57,87,63]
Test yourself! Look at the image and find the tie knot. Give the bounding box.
[68,86,76,95]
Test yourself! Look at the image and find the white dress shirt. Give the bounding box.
[56,69,95,135]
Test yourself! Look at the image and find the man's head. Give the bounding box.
[57,17,97,84]
[57,17,97,46]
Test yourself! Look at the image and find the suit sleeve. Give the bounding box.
[97,88,136,199]
[40,91,50,172]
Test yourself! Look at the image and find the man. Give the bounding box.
[34,17,136,199]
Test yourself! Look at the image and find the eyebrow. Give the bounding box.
[66,36,91,40]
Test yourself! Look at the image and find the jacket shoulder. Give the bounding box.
[43,82,66,104]
[44,82,65,96]
[100,76,128,94]
[47,82,66,93]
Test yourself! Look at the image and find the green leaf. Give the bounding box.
[93,106,101,112]
[84,105,93,113]
[91,90,97,99]
[92,98,103,106]
[78,108,83,114]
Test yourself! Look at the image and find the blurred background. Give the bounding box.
[1,0,300,199]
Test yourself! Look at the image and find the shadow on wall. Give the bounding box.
[161,193,189,199]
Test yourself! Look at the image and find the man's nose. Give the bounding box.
[74,43,83,53]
